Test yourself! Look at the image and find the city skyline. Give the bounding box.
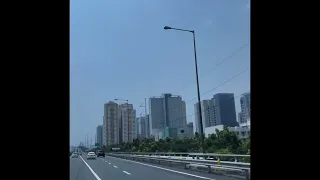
[72,90,250,146]
[70,0,250,145]
[86,90,249,147]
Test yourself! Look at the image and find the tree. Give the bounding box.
[195,132,200,138]
[105,129,250,156]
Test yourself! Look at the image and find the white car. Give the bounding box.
[86,152,96,160]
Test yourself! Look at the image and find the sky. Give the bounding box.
[70,0,250,146]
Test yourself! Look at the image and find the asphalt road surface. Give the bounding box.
[70,154,240,180]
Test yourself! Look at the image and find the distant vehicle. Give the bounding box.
[111,148,120,151]
[97,150,105,157]
[87,152,96,160]
[71,153,79,158]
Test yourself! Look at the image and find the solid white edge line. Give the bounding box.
[108,156,216,180]
[123,171,131,175]
[79,156,102,180]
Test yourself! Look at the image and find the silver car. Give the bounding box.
[86,152,96,160]
[71,153,79,158]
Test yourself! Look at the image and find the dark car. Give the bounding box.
[97,150,105,157]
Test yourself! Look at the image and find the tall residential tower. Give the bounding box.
[239,92,250,127]
[103,101,121,146]
[119,103,136,143]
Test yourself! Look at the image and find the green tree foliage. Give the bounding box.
[105,130,250,157]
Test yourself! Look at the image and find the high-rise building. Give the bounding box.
[149,93,187,138]
[194,93,238,131]
[119,103,136,143]
[137,115,150,139]
[149,96,164,133]
[238,112,243,123]
[186,122,194,137]
[145,114,150,138]
[212,93,238,127]
[103,101,121,146]
[239,92,250,127]
[96,125,103,147]
[194,99,216,133]
[136,117,140,138]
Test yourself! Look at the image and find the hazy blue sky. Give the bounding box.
[70,0,250,146]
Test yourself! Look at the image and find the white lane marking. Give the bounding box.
[123,171,131,175]
[108,163,111,164]
[108,157,216,180]
[79,156,102,180]
[113,165,118,168]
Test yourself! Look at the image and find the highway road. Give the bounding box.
[70,154,241,180]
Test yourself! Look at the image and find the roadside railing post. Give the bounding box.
[207,165,212,173]
[244,169,250,180]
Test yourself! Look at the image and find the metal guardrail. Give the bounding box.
[108,153,250,180]
[112,152,250,162]
[116,152,250,156]
[135,155,250,169]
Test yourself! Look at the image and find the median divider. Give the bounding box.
[107,153,250,180]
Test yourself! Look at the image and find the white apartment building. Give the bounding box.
[205,125,250,139]
[103,101,121,146]
[119,103,136,143]
[149,93,187,138]
[239,92,250,127]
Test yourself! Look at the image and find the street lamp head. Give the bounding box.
[114,98,128,102]
[164,26,172,30]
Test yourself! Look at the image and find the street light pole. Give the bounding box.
[164,26,205,154]
[114,99,130,143]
